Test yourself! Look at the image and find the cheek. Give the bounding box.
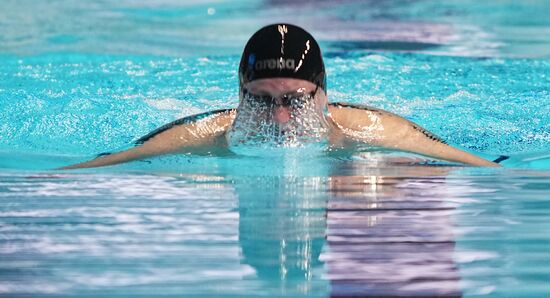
[316,94,328,106]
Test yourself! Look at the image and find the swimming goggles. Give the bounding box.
[242,85,319,107]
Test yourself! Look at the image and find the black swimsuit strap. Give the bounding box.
[329,102,380,112]
[492,155,510,164]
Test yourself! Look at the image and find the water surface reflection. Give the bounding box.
[4,161,546,296]
[324,163,462,297]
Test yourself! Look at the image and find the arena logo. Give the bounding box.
[254,58,296,71]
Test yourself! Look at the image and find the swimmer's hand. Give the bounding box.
[59,110,235,170]
[328,103,500,167]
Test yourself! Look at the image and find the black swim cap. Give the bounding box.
[239,24,326,91]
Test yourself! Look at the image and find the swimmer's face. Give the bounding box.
[241,78,328,124]
[228,78,331,149]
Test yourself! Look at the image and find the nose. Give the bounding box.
[273,105,291,124]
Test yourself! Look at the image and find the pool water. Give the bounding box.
[1,1,549,297]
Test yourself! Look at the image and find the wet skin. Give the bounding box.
[60,78,499,169]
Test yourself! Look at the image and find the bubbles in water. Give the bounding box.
[226,91,331,156]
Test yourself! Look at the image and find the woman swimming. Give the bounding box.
[61,23,500,169]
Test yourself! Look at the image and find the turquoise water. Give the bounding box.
[1,1,550,297]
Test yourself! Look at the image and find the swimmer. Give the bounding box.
[61,23,503,170]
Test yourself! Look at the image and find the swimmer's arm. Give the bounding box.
[329,103,500,167]
[59,109,236,170]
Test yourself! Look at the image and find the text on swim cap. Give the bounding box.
[254,58,296,71]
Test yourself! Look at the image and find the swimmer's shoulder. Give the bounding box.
[135,108,236,145]
[328,102,444,140]
[328,102,401,128]
[328,102,439,144]
[86,109,236,163]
